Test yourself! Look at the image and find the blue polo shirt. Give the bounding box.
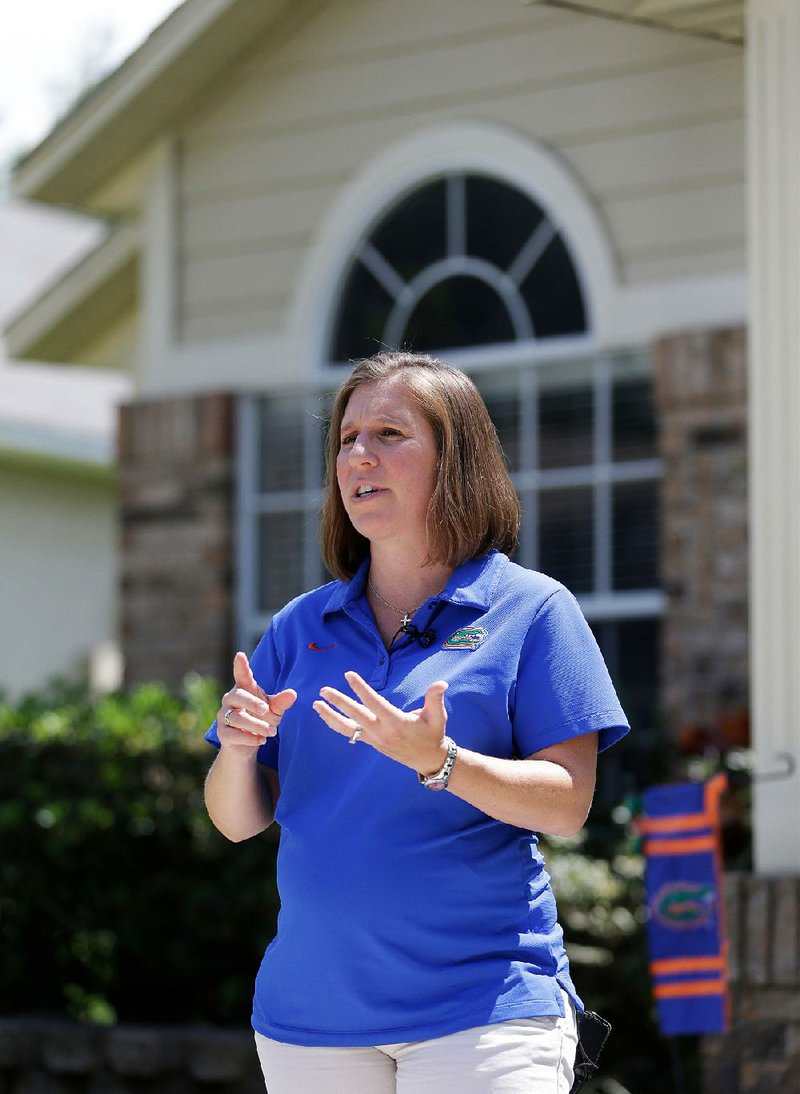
[206,550,629,1046]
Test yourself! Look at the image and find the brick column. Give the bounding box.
[703,874,800,1091]
[654,327,749,741]
[118,393,236,689]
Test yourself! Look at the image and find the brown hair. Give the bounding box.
[320,351,520,581]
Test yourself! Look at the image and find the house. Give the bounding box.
[5,0,798,1085]
[0,199,129,697]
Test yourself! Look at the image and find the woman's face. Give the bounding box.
[336,377,439,552]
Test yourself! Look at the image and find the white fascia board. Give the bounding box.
[526,1,744,44]
[3,222,140,361]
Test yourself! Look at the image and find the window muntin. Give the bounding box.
[330,173,587,363]
[474,353,661,607]
[240,355,662,693]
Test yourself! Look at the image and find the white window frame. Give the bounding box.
[240,123,664,649]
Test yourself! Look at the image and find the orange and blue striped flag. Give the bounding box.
[640,772,729,1035]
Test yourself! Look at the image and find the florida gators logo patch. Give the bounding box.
[442,626,488,650]
[651,882,716,930]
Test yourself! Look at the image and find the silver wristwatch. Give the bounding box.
[418,737,458,791]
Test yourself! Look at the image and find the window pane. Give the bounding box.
[331,260,393,363]
[515,488,536,570]
[317,390,336,482]
[520,233,586,338]
[476,373,520,472]
[613,378,657,461]
[256,511,307,612]
[404,276,515,351]
[612,480,660,590]
[466,175,544,270]
[256,396,306,492]
[538,385,593,469]
[371,179,446,282]
[539,486,593,592]
[592,617,660,732]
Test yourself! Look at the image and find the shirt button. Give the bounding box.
[379,655,386,664]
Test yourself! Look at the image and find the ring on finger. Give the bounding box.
[348,728,362,745]
[223,707,236,727]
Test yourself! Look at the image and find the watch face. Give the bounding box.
[419,738,457,790]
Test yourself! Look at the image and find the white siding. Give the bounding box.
[0,465,117,698]
[176,0,744,342]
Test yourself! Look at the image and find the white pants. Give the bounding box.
[254,998,577,1094]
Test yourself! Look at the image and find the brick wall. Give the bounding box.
[0,1019,264,1093]
[703,874,800,1091]
[118,393,236,689]
[654,328,749,742]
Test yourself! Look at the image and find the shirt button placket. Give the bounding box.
[369,647,389,690]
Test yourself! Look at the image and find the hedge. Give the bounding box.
[0,675,279,1027]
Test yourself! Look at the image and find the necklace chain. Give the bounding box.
[367,577,421,628]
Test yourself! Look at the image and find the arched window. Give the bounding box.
[241,163,661,731]
[330,174,586,363]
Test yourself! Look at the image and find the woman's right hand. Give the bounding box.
[216,651,297,753]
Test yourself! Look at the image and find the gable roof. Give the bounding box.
[4,223,139,363]
[13,0,287,211]
[0,200,131,470]
[15,0,746,214]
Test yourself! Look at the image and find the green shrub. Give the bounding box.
[0,675,279,1026]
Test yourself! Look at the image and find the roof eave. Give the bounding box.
[12,0,286,210]
[526,1,744,45]
[3,223,140,364]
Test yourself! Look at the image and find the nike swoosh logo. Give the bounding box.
[308,642,336,651]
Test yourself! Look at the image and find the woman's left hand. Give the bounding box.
[313,671,449,775]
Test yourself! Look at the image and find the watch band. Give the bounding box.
[417,737,458,791]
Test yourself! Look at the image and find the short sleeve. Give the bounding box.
[204,624,283,769]
[510,588,629,758]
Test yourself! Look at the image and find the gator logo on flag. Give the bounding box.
[651,881,715,930]
[443,627,488,650]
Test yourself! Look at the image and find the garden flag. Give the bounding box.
[640,772,730,1035]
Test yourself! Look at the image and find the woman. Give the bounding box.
[204,351,629,1093]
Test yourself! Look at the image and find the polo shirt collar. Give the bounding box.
[322,557,370,617]
[441,549,508,609]
[322,550,508,617]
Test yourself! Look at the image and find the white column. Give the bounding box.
[747,0,800,873]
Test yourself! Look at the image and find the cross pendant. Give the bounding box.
[401,611,413,628]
